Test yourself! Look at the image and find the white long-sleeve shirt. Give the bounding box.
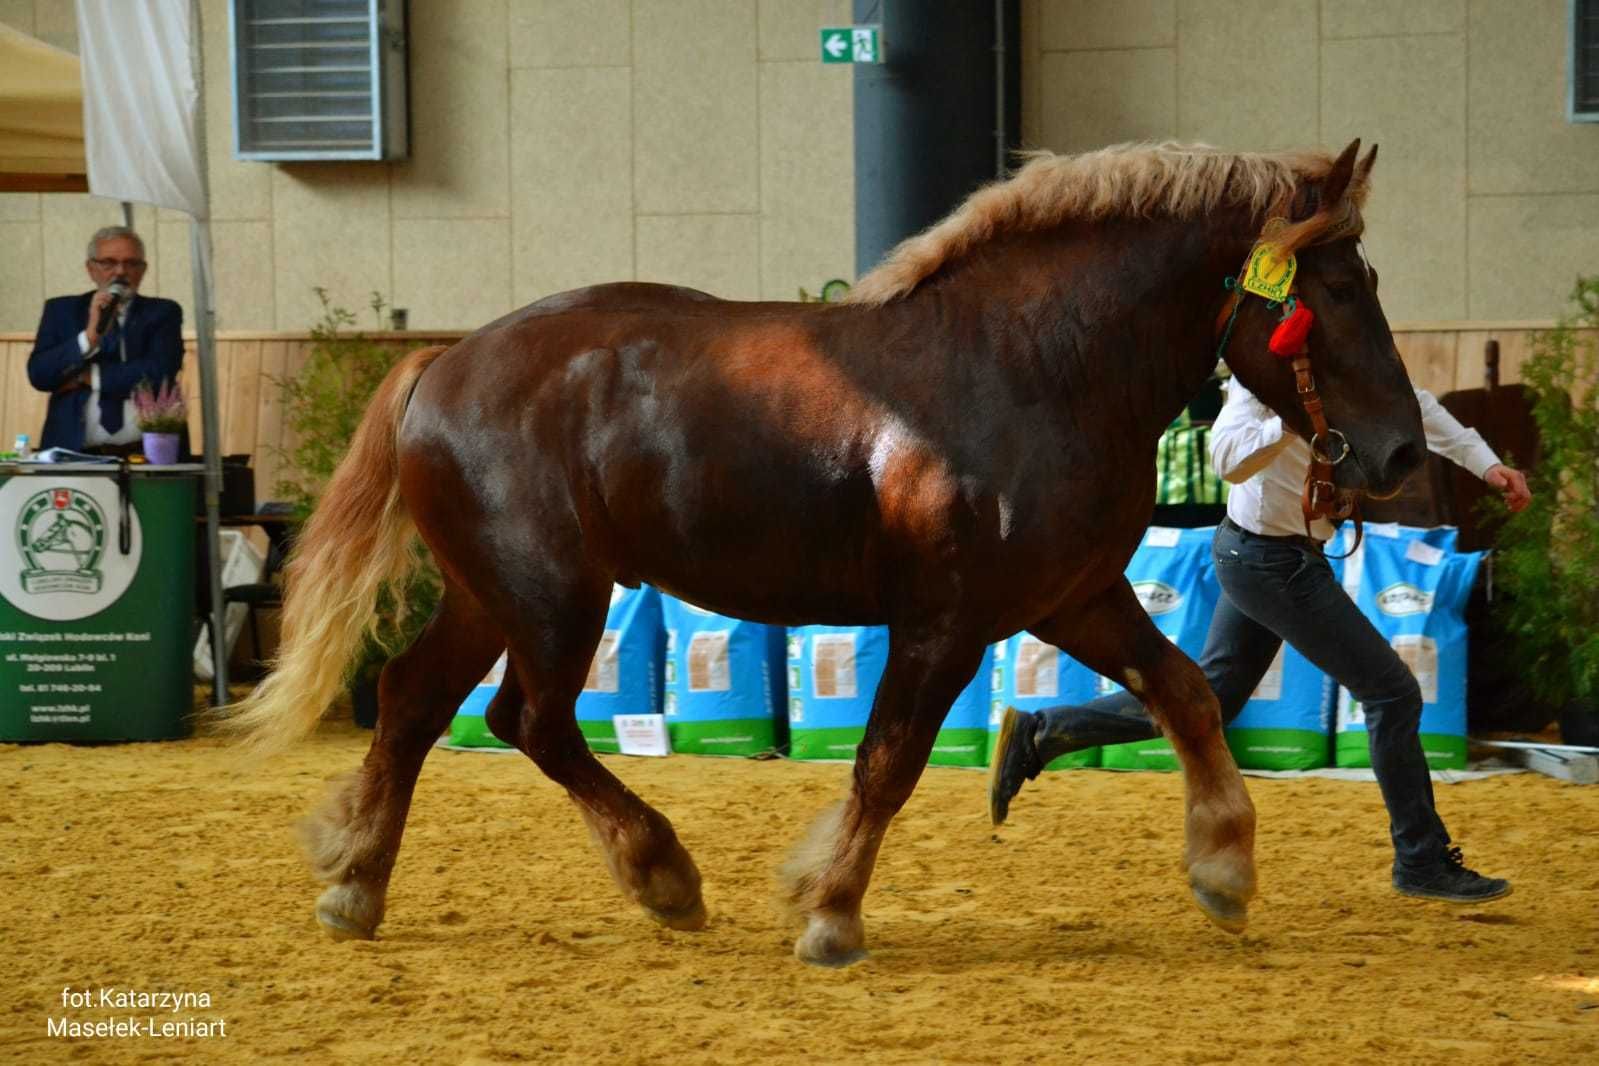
[1211,376,1501,540]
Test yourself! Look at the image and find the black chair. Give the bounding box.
[222,501,298,672]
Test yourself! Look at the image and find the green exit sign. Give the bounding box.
[820,25,883,64]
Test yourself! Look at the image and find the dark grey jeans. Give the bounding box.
[1031,519,1450,871]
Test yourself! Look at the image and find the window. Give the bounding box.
[229,0,409,160]
[1574,0,1599,122]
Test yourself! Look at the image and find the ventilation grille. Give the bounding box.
[231,0,407,160]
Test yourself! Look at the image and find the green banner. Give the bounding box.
[578,717,620,754]
[447,715,510,749]
[928,726,987,768]
[667,717,778,757]
[1101,736,1181,771]
[789,726,864,762]
[1226,727,1330,771]
[1044,747,1100,770]
[0,471,196,742]
[1335,730,1467,771]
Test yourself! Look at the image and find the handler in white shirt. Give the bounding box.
[1212,379,1526,540]
[990,376,1530,904]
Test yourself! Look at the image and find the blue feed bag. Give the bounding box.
[575,584,664,753]
[992,633,1102,769]
[1101,526,1220,771]
[788,626,890,761]
[1335,536,1482,770]
[660,595,785,756]
[448,652,511,748]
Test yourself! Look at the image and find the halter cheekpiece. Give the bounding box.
[1214,204,1366,557]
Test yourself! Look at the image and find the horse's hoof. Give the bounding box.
[1189,880,1249,935]
[315,884,380,941]
[794,912,867,967]
[797,943,868,969]
[647,897,708,932]
[317,909,376,941]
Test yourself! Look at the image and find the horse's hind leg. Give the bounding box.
[1031,579,1257,933]
[484,576,706,931]
[781,622,986,966]
[305,580,503,940]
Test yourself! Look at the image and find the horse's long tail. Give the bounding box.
[219,344,450,754]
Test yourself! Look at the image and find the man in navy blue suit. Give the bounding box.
[27,226,184,454]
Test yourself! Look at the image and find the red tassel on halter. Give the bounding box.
[1269,303,1314,357]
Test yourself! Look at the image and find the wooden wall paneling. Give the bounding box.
[255,341,289,505]
[1452,329,1547,391]
[3,342,23,444]
[181,339,203,447]
[1395,331,1459,398]
[272,339,315,498]
[223,340,263,457]
[5,341,49,446]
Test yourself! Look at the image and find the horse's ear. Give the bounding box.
[1321,139,1362,205]
[1356,143,1378,183]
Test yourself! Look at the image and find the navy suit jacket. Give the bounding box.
[27,291,184,450]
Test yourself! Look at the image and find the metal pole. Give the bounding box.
[187,0,228,706]
[190,222,226,706]
[994,0,1006,178]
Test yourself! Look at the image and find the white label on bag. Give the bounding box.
[1014,636,1058,699]
[1405,539,1444,567]
[1144,526,1182,549]
[811,633,858,698]
[584,631,621,692]
[1250,644,1286,702]
[687,630,731,692]
[1393,634,1440,703]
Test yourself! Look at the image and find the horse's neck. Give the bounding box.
[939,215,1249,444]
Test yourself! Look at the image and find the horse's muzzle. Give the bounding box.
[1364,437,1425,497]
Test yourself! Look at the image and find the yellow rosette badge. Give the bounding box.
[1241,240,1297,302]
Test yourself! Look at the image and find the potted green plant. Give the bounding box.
[271,289,442,726]
[132,379,186,465]
[1489,276,1599,747]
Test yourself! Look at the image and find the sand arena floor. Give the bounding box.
[3,717,1597,1065]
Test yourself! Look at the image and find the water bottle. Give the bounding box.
[12,433,29,460]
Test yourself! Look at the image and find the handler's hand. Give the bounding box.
[1484,464,1531,512]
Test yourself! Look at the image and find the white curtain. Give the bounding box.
[76,0,207,218]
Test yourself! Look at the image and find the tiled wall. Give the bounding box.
[3,1,1594,333]
[1021,0,1599,323]
[0,0,855,332]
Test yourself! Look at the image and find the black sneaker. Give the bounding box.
[988,707,1043,826]
[1393,847,1512,903]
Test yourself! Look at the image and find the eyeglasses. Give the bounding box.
[89,257,147,271]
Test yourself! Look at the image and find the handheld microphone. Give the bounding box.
[95,281,130,338]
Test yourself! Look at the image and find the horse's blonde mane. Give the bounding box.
[846,141,1370,306]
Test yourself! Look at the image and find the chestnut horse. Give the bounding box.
[227,139,1422,967]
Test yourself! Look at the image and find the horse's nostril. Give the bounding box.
[1383,441,1424,485]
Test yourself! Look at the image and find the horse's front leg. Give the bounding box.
[780,622,986,967]
[1031,578,1257,933]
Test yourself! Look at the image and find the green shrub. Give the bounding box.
[1490,277,1599,709]
[271,288,441,659]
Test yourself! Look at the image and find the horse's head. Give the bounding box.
[1222,140,1425,497]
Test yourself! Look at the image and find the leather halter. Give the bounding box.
[1213,204,1366,556]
